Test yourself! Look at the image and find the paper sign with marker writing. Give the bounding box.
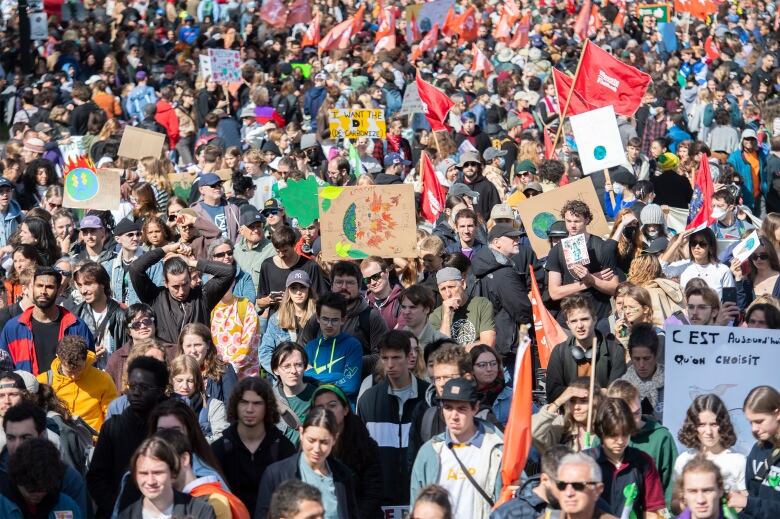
[561,234,590,267]
[731,230,761,263]
[63,157,121,211]
[208,49,241,83]
[569,105,626,175]
[328,109,386,139]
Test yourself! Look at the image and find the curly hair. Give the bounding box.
[677,394,737,450]
[560,200,593,223]
[627,254,664,287]
[227,376,281,429]
[9,437,65,495]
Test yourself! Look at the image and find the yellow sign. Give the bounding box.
[328,109,387,139]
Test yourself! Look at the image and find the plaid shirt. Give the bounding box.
[641,116,668,156]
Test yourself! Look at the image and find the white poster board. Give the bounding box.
[29,11,48,40]
[207,49,241,83]
[569,105,626,175]
[664,325,780,454]
[398,81,423,117]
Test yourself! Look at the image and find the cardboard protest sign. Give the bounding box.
[168,171,198,200]
[515,177,609,258]
[118,126,166,160]
[398,82,423,117]
[63,157,121,211]
[208,48,242,83]
[561,234,590,266]
[318,185,417,261]
[328,109,386,139]
[569,106,626,174]
[664,325,780,454]
[404,0,453,41]
[277,176,321,227]
[731,230,760,262]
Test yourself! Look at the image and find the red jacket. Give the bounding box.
[155,100,180,147]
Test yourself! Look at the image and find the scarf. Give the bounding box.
[477,377,505,407]
[386,133,402,153]
[622,363,665,410]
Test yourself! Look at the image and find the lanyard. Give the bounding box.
[312,336,337,375]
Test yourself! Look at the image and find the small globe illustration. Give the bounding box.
[531,211,557,240]
[66,168,99,202]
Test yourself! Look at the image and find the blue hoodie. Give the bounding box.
[0,200,22,248]
[303,86,327,131]
[304,332,363,406]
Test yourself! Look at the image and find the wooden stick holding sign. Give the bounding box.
[604,168,616,207]
[550,43,586,156]
[431,130,443,156]
[585,336,598,448]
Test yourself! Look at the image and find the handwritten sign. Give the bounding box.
[208,49,242,83]
[561,234,591,267]
[118,126,166,160]
[664,325,780,454]
[328,109,386,139]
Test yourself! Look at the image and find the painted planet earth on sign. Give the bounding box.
[531,211,557,240]
[65,168,99,201]
[593,145,607,160]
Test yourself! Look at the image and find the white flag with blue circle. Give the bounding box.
[569,105,626,175]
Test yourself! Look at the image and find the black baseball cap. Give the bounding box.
[440,378,479,403]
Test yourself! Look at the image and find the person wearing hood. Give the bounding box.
[458,152,501,221]
[303,72,328,132]
[471,224,532,356]
[155,85,180,149]
[37,335,118,434]
[0,179,22,255]
[360,257,404,330]
[454,112,492,157]
[728,128,768,214]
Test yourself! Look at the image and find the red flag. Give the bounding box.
[686,153,715,230]
[457,6,479,44]
[543,126,555,159]
[508,13,530,49]
[420,153,447,224]
[704,36,720,62]
[410,24,438,63]
[530,266,567,369]
[285,0,311,26]
[260,0,288,28]
[375,8,396,51]
[587,4,602,36]
[471,44,493,79]
[570,40,652,117]
[409,12,421,42]
[675,0,716,20]
[416,72,455,132]
[301,12,320,47]
[552,68,591,116]
[496,335,533,507]
[441,7,457,37]
[574,0,592,40]
[318,5,364,53]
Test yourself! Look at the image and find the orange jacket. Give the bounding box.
[92,91,122,119]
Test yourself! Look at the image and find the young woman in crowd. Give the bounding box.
[256,407,361,519]
[169,354,229,443]
[3,245,39,305]
[662,228,735,296]
[178,323,238,403]
[311,385,383,518]
[271,341,318,445]
[732,237,780,308]
[470,344,512,427]
[619,323,665,421]
[138,156,174,212]
[411,485,454,519]
[613,284,664,358]
[744,301,780,328]
[532,377,603,452]
[206,237,256,303]
[142,215,175,249]
[259,270,317,377]
[17,216,60,266]
[51,208,78,257]
[627,253,684,327]
[130,182,161,222]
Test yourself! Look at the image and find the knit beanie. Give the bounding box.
[640,204,665,226]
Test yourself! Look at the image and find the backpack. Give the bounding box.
[190,481,251,519]
[46,371,97,476]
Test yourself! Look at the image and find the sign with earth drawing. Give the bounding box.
[514,177,609,258]
[62,156,121,211]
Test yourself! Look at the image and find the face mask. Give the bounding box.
[497,157,505,168]
[645,228,659,239]
[613,184,624,195]
[710,207,728,221]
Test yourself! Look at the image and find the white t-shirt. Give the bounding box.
[677,261,735,297]
[674,448,747,492]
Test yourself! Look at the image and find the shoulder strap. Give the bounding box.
[448,443,495,507]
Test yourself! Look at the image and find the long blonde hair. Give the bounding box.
[277,284,317,331]
[140,157,173,195]
[169,354,206,397]
[627,254,664,286]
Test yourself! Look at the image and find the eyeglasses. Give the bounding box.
[363,272,383,285]
[279,362,305,372]
[318,317,341,325]
[213,250,234,259]
[474,360,498,370]
[129,317,154,330]
[556,481,599,492]
[690,240,708,249]
[752,253,769,261]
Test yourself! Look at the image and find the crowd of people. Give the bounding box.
[0,0,777,517]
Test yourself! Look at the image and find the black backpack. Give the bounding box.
[46,371,97,476]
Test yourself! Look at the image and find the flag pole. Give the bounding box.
[604,168,616,207]
[431,130,443,157]
[585,335,598,448]
[550,41,588,157]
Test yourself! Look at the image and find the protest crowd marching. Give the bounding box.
[0,0,779,517]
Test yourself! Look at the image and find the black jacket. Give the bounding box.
[129,248,235,344]
[73,298,127,356]
[210,423,296,516]
[254,453,360,519]
[118,490,215,519]
[406,384,445,468]
[471,246,533,355]
[432,217,458,251]
[464,172,501,221]
[545,331,627,404]
[69,101,101,136]
[743,440,780,519]
[357,377,429,508]
[454,127,492,156]
[86,406,152,517]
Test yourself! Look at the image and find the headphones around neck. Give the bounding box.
[570,344,594,362]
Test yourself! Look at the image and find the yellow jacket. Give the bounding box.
[37,351,118,433]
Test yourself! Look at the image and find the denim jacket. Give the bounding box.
[102,250,163,307]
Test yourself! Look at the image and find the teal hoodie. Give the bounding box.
[304,332,363,406]
[630,416,678,506]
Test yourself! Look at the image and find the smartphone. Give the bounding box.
[722,287,737,305]
[270,291,283,299]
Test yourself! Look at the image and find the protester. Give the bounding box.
[470,344,512,427]
[410,485,454,519]
[676,456,728,519]
[178,323,238,403]
[532,377,603,453]
[267,480,325,519]
[428,267,495,349]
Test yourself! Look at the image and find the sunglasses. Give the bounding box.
[213,250,234,259]
[167,214,178,222]
[122,232,141,238]
[556,481,599,492]
[264,210,280,216]
[129,317,154,330]
[753,253,769,261]
[690,240,708,248]
[363,272,383,285]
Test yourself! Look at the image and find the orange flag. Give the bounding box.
[508,12,530,49]
[496,334,533,507]
[457,6,479,44]
[530,265,567,369]
[674,0,716,20]
[493,11,513,41]
[375,8,396,51]
[318,5,364,53]
[301,12,321,47]
[471,44,493,79]
[441,6,457,37]
[410,23,438,62]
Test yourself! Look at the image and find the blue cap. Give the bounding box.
[0,178,13,190]
[383,152,411,167]
[199,173,223,187]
